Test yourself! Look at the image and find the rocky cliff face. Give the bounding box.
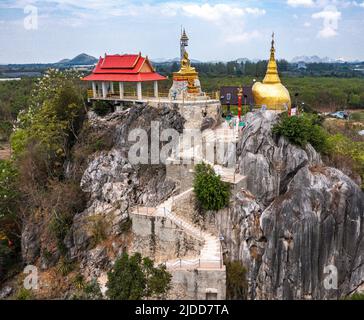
[65,104,185,278]
[20,104,185,287]
[18,105,363,300]
[217,111,364,300]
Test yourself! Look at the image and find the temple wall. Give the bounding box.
[167,268,226,300]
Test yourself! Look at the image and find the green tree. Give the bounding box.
[226,260,248,300]
[193,162,230,212]
[0,160,20,281]
[106,252,171,300]
[11,69,86,174]
[273,113,329,153]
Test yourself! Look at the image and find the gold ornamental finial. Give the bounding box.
[263,32,280,84]
[270,32,275,61]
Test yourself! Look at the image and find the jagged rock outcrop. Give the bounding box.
[255,166,364,299]
[218,110,364,300]
[65,104,185,279]
[237,111,321,207]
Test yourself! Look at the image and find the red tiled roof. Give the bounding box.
[83,73,167,82]
[83,53,167,82]
[100,54,140,69]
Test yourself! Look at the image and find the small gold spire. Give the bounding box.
[263,32,281,84]
[270,32,275,60]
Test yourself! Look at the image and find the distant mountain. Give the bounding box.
[57,58,71,64]
[291,56,337,63]
[56,53,97,66]
[235,58,251,64]
[152,57,202,64]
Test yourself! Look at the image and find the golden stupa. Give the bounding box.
[252,33,291,111]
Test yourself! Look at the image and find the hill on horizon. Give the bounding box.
[56,53,98,66]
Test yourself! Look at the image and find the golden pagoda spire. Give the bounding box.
[263,32,281,85]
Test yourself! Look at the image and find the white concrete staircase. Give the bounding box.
[136,188,223,270]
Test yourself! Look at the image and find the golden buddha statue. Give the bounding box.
[169,30,205,99]
[252,33,291,111]
[173,50,200,94]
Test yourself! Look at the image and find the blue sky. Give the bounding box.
[0,0,364,63]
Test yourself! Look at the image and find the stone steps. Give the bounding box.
[155,189,223,270]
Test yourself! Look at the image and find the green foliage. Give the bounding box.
[88,215,109,248]
[226,260,248,300]
[0,242,13,280]
[0,121,13,142]
[350,111,364,122]
[0,78,34,121]
[57,256,74,276]
[16,287,34,300]
[0,160,20,281]
[326,134,364,187]
[166,75,364,111]
[11,69,85,170]
[71,276,103,300]
[193,163,230,213]
[0,160,19,219]
[49,212,72,255]
[345,293,364,300]
[83,279,103,300]
[106,252,171,300]
[92,101,112,116]
[273,113,330,153]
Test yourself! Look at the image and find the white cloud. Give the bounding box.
[180,3,265,22]
[287,0,315,7]
[312,5,341,38]
[225,30,261,43]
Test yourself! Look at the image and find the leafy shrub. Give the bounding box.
[345,292,364,300]
[88,215,110,248]
[106,252,171,300]
[16,287,34,300]
[226,260,248,300]
[49,212,73,255]
[83,279,103,300]
[92,101,112,116]
[71,277,103,300]
[0,121,13,142]
[57,256,74,276]
[273,113,330,153]
[11,69,85,170]
[0,160,20,279]
[72,273,85,290]
[193,162,230,213]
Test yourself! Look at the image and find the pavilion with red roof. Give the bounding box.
[83,52,167,101]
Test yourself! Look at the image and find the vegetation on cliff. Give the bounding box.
[273,112,364,188]
[0,69,88,284]
[193,162,230,213]
[106,252,171,300]
[225,260,248,300]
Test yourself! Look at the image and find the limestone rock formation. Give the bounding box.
[218,110,364,300]
[237,111,321,206]
[65,104,184,279]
